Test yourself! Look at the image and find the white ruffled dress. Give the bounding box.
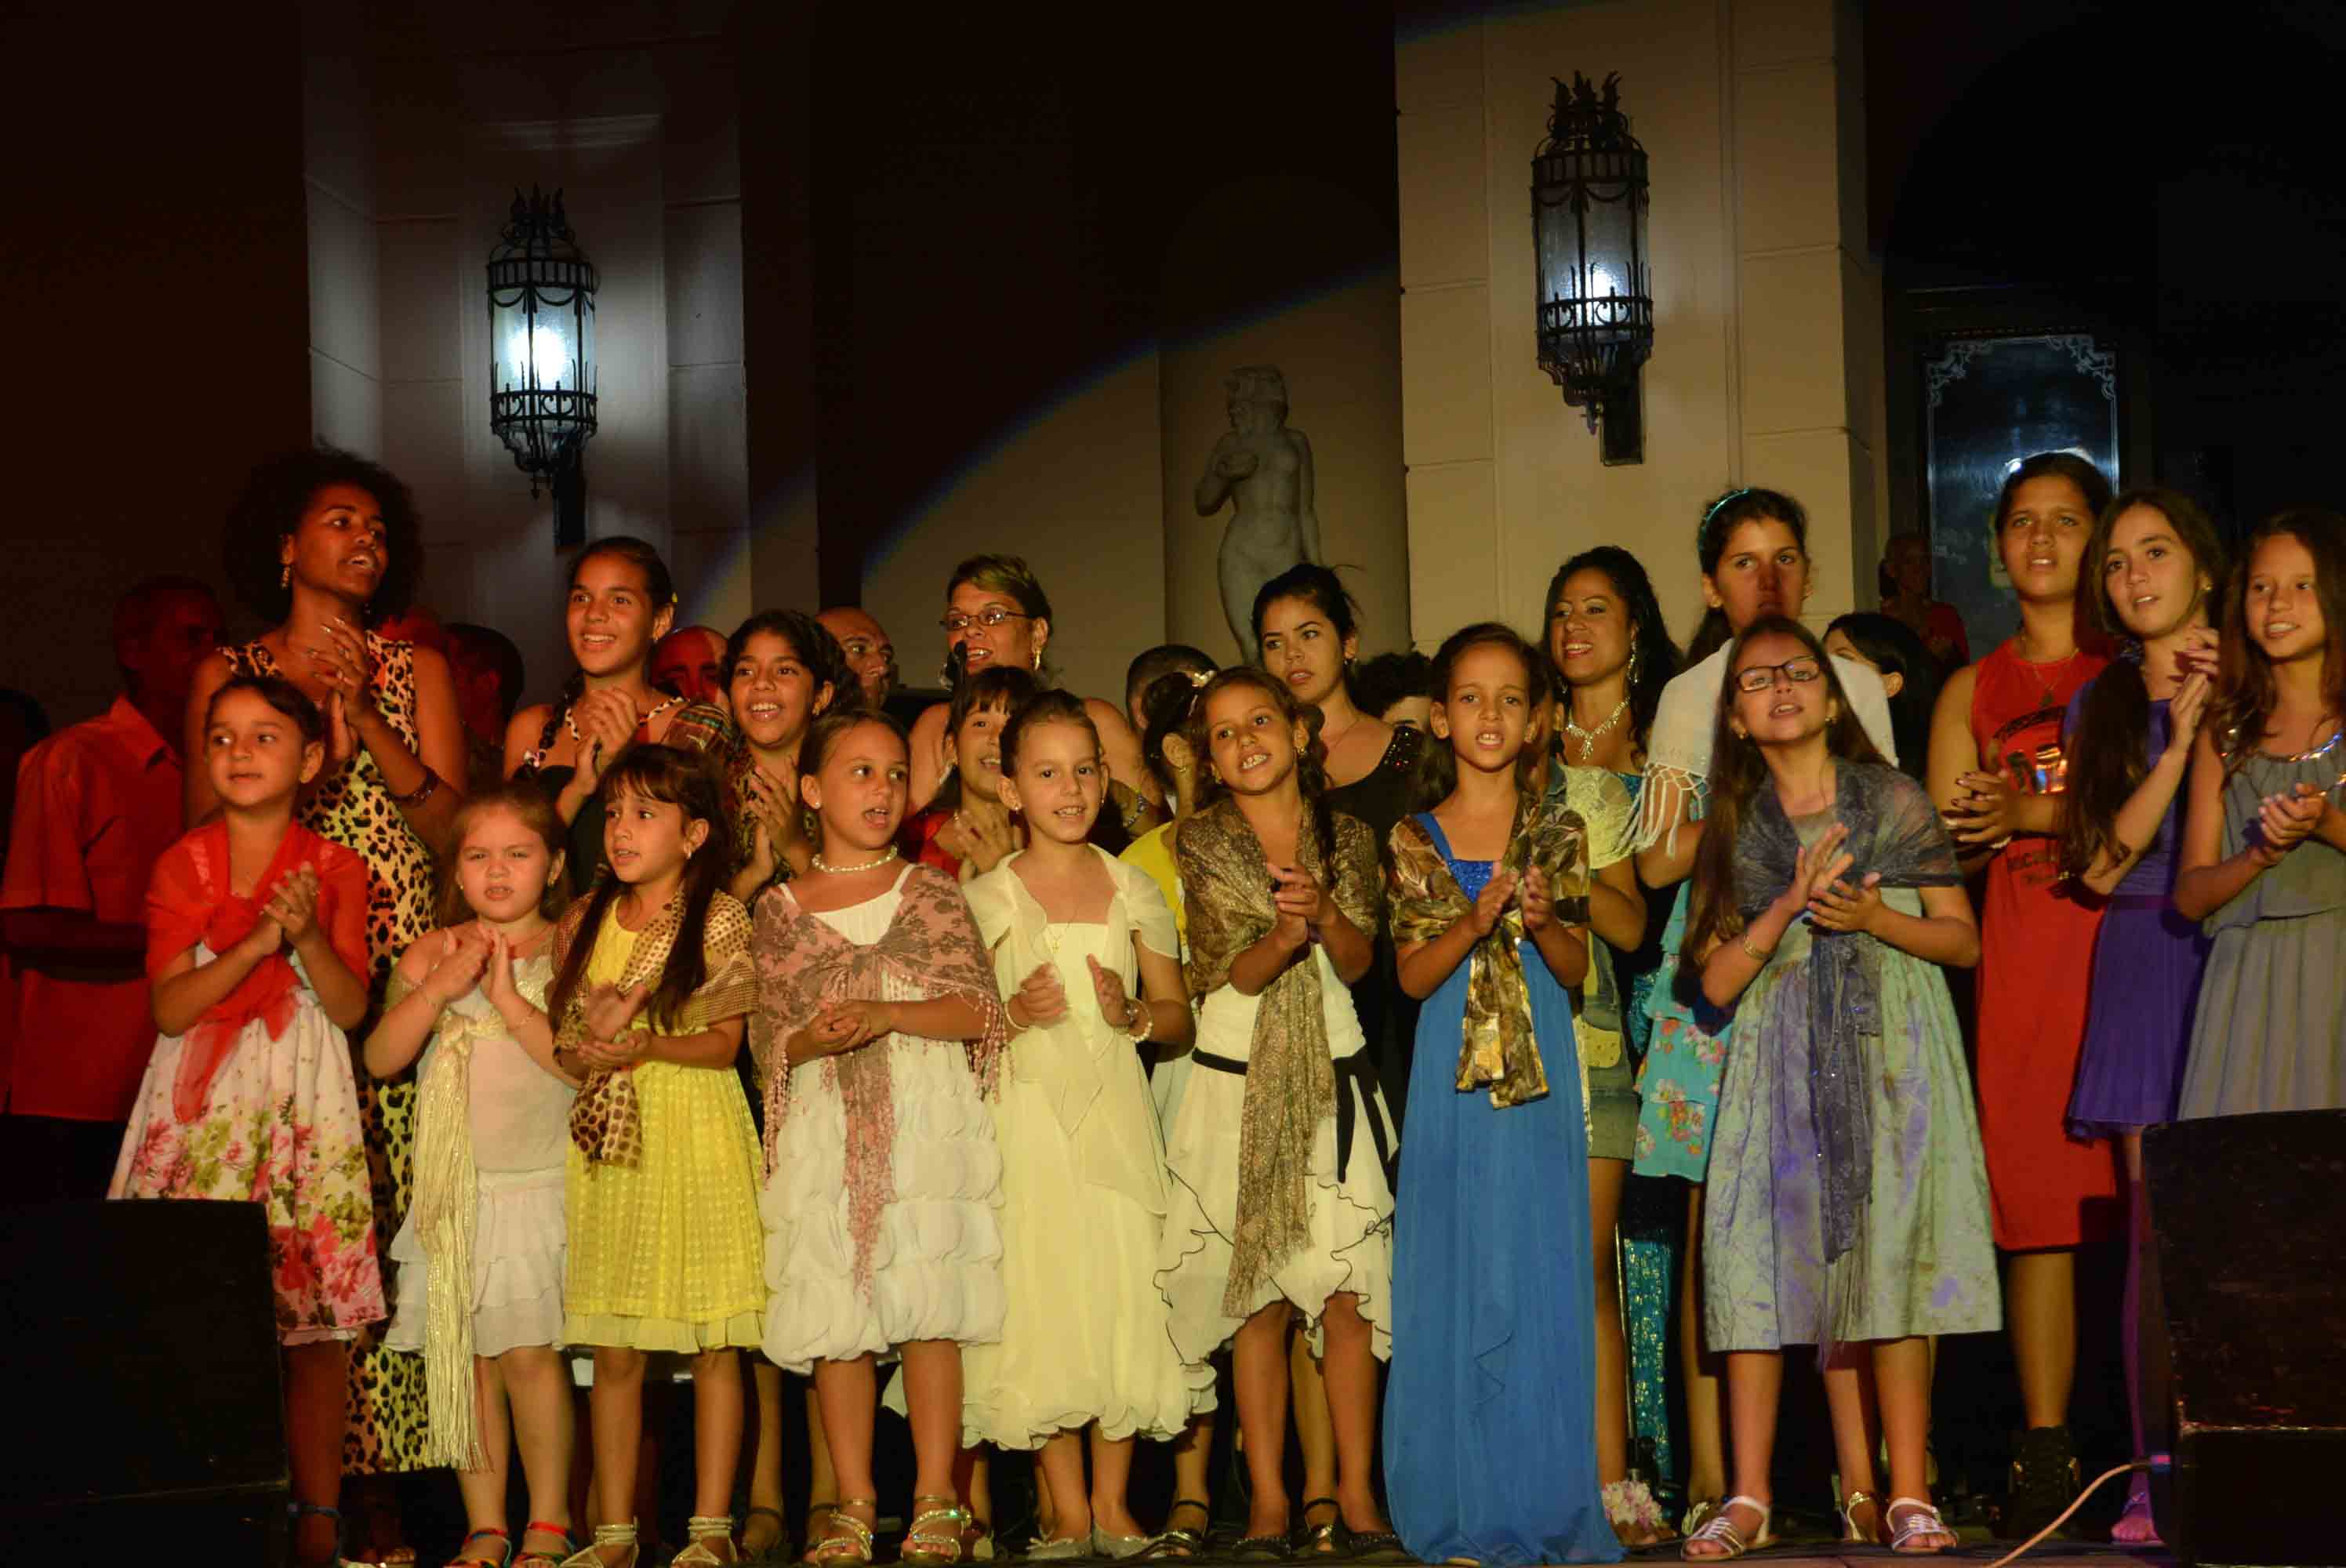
[759,869,1006,1373]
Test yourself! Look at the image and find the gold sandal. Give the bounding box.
[673,1515,742,1566]
[559,1522,641,1568]
[805,1501,877,1566]
[902,1495,972,1566]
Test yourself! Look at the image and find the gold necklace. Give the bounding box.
[566,691,683,746]
[1565,694,1630,761]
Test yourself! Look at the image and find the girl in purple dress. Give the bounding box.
[2057,489,2228,1544]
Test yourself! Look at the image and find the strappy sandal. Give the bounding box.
[289,1501,347,1568]
[804,1501,877,1566]
[558,1522,641,1568]
[1887,1498,1954,1555]
[739,1505,790,1565]
[902,1496,972,1566]
[1680,1495,1771,1561]
[451,1526,514,1566]
[1842,1490,1884,1545]
[674,1515,742,1566]
[1137,1499,1211,1559]
[1603,1478,1676,1546]
[515,1521,579,1568]
[1293,1497,1345,1559]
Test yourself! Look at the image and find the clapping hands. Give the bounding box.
[250,864,325,953]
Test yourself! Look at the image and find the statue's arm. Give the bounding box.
[1294,429,1322,563]
[1195,433,1237,515]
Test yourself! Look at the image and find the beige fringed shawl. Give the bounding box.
[1175,799,1381,1317]
[553,891,760,1167]
[1387,796,1593,1108]
[390,953,555,1471]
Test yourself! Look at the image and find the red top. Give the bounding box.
[898,806,962,878]
[145,818,369,1123]
[1967,640,2119,1248]
[1924,602,1971,667]
[1,698,186,1120]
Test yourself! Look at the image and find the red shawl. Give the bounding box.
[144,819,369,1123]
[750,863,1005,1295]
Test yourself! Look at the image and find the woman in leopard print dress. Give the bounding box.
[189,448,468,1567]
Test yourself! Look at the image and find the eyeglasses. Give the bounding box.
[939,609,1033,636]
[1734,655,1823,693]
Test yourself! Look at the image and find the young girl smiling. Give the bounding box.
[368,786,579,1568]
[1684,619,1993,1559]
[2174,510,2346,1115]
[961,691,1199,1555]
[1159,667,1400,1563]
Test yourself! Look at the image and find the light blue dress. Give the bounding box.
[1383,816,1622,1566]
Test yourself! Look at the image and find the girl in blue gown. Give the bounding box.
[1383,624,1627,1566]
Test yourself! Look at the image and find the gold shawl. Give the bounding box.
[1386,795,1592,1108]
[554,890,758,1166]
[1175,798,1380,1316]
[396,956,554,1469]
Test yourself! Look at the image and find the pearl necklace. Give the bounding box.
[812,844,899,875]
[1564,695,1630,761]
[566,692,683,746]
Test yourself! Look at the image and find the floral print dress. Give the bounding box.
[111,822,387,1341]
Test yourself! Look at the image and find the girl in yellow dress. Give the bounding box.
[544,746,762,1568]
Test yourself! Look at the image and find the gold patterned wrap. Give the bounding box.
[553,891,758,1167]
[399,956,554,1470]
[1386,794,1592,1108]
[1175,798,1381,1316]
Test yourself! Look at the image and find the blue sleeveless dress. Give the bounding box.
[1383,815,1621,1565]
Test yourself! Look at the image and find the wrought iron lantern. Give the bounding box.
[1532,72,1653,465]
[487,187,597,540]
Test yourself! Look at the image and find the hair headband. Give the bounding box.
[1702,488,1756,529]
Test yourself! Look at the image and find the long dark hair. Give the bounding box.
[1824,612,1941,782]
[1546,544,1680,753]
[557,536,678,712]
[544,744,729,1035]
[1138,667,1214,804]
[1186,665,1338,872]
[1680,617,1883,990]
[1420,622,1553,808]
[2210,507,2346,774]
[2058,489,2228,878]
[1687,488,1810,663]
[927,666,1042,815]
[1991,452,2113,543]
[1251,563,1362,702]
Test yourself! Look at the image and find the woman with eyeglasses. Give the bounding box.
[906,555,1152,826]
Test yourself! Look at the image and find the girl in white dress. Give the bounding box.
[367,785,581,1568]
[1157,668,1401,1559]
[752,713,1008,1566]
[961,691,1200,1557]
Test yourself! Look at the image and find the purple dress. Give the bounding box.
[2065,686,2212,1134]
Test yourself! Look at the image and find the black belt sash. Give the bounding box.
[1190,1048,1393,1186]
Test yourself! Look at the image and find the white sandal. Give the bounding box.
[1887,1497,1953,1555]
[1680,1495,1772,1561]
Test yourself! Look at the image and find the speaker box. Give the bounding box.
[2147,1109,2346,1567]
[0,1201,289,1562]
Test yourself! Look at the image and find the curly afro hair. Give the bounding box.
[223,445,423,622]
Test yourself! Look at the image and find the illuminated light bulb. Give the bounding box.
[504,324,572,388]
[1587,265,1618,298]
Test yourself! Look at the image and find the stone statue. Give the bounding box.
[1195,365,1321,657]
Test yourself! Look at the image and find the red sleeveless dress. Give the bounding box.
[1969,641,2120,1248]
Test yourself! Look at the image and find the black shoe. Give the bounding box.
[2001,1425,2080,1540]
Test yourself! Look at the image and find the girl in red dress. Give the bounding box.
[1926,452,2117,1537]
